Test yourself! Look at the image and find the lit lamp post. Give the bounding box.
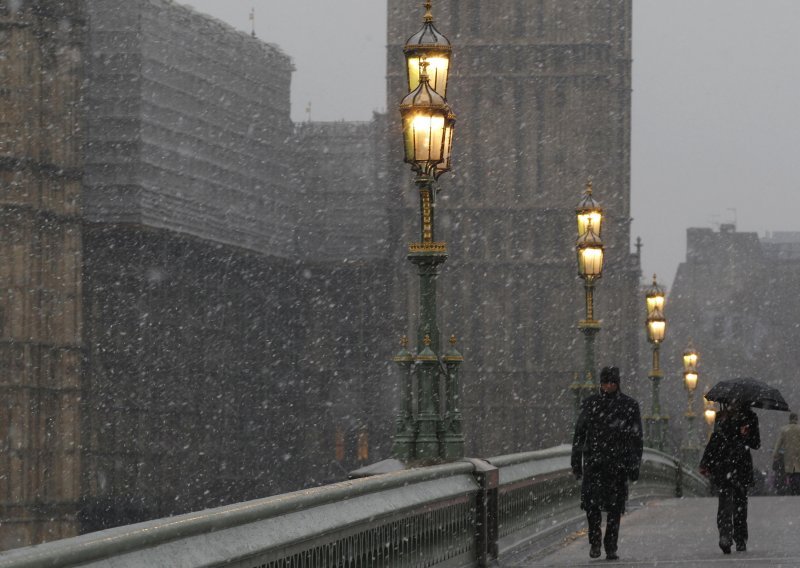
[392,1,463,462]
[644,274,668,450]
[572,181,604,419]
[703,394,717,441]
[680,344,700,465]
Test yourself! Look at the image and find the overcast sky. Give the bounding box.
[181,0,800,288]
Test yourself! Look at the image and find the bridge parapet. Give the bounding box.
[0,447,707,568]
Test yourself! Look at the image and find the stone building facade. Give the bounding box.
[386,0,641,453]
[0,0,85,548]
[663,226,800,470]
[0,0,392,549]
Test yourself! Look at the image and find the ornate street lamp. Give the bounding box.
[572,180,604,421]
[392,2,463,463]
[399,62,454,178]
[576,179,603,238]
[644,274,668,451]
[703,394,716,441]
[403,1,452,97]
[680,343,700,465]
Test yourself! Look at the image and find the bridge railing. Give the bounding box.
[0,446,707,568]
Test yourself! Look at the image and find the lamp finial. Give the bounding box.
[424,1,433,22]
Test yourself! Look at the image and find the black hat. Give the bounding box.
[600,366,620,384]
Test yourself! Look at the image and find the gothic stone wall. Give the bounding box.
[0,0,85,549]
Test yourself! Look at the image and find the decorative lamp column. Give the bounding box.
[644,274,668,451]
[392,1,463,462]
[392,336,415,458]
[442,335,465,459]
[573,179,605,419]
[680,343,700,465]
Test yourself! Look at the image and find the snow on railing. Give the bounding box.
[0,447,707,568]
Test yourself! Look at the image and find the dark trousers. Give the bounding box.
[717,485,748,545]
[587,509,621,553]
[789,473,800,496]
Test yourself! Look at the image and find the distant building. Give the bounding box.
[664,225,800,467]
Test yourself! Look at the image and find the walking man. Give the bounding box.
[571,366,643,560]
[774,412,800,496]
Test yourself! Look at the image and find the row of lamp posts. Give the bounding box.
[389,2,716,466]
[392,1,464,463]
[570,183,713,460]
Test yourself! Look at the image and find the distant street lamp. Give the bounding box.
[644,274,668,451]
[572,181,604,421]
[680,343,700,465]
[392,1,463,462]
[703,394,716,441]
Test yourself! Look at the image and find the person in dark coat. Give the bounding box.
[700,402,760,554]
[571,366,643,560]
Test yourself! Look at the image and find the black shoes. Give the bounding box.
[719,536,732,554]
[606,551,620,560]
[736,542,747,552]
[590,544,602,558]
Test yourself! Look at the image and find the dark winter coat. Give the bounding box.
[571,390,644,513]
[700,407,760,489]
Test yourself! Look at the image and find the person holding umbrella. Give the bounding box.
[700,377,790,554]
[700,400,760,553]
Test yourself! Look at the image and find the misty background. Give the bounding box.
[180,0,800,289]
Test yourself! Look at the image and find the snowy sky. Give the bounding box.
[180,0,800,289]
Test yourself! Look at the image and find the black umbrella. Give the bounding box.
[706,377,790,411]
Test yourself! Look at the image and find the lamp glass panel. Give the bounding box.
[684,372,698,391]
[404,112,445,165]
[577,211,603,237]
[435,118,454,174]
[704,409,716,425]
[647,320,666,342]
[407,56,449,96]
[578,247,604,277]
[646,295,665,318]
[683,352,698,372]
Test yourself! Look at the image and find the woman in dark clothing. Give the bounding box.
[700,402,760,554]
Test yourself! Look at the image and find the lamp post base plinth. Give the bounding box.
[441,436,465,460]
[645,414,669,452]
[414,413,440,460]
[391,421,416,461]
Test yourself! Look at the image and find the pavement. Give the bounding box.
[503,496,800,567]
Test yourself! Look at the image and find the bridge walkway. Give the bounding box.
[504,496,800,567]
